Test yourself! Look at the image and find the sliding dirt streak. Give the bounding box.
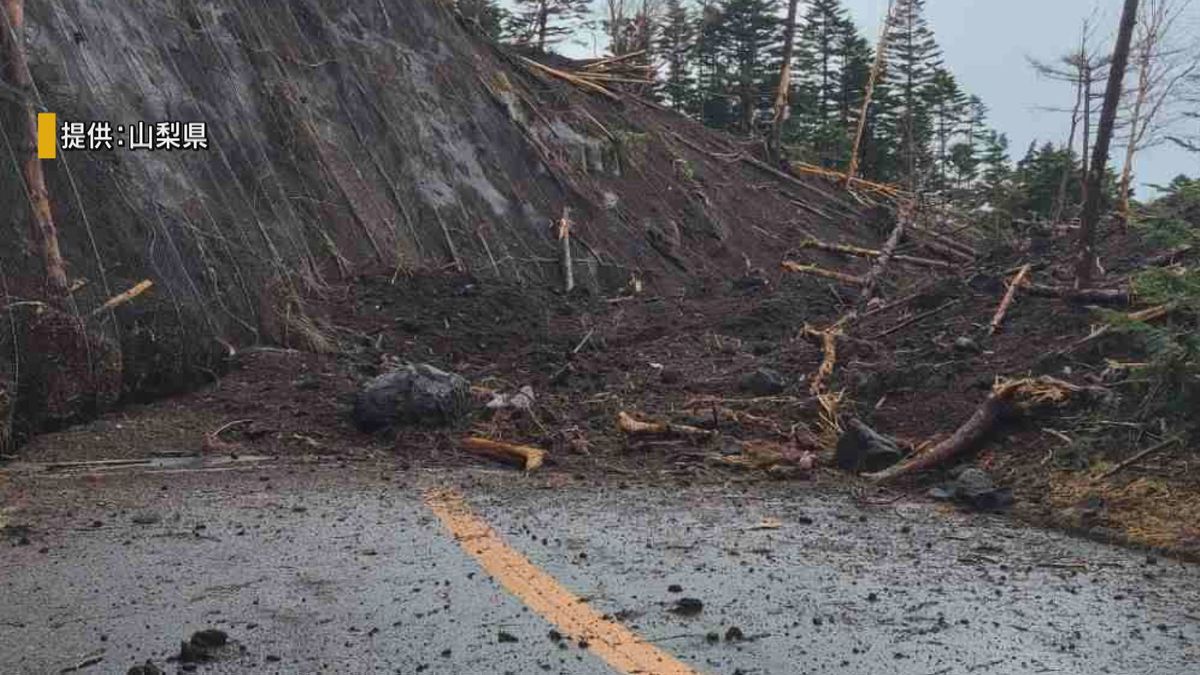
[423,488,702,675]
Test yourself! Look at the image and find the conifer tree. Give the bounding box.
[657,0,695,111]
[880,0,944,186]
[511,0,592,52]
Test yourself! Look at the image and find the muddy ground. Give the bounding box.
[10,219,1200,561]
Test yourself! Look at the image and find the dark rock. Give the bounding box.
[953,337,981,353]
[178,629,230,663]
[352,364,470,431]
[667,584,683,593]
[127,661,163,675]
[705,632,720,644]
[497,631,519,643]
[724,626,745,642]
[669,597,704,617]
[836,418,903,473]
[660,368,683,385]
[929,467,1014,511]
[738,367,786,396]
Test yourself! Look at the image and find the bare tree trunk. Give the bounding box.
[1076,0,1139,288]
[1051,31,1087,223]
[768,0,801,164]
[845,0,896,186]
[1,0,68,297]
[1119,32,1153,217]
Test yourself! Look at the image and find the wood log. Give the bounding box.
[2,0,69,297]
[780,261,864,286]
[461,437,546,471]
[865,377,1084,483]
[517,56,620,100]
[855,207,909,310]
[557,209,574,293]
[1023,283,1131,304]
[798,239,953,270]
[988,264,1031,335]
[908,223,977,259]
[616,411,716,439]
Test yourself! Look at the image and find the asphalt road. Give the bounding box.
[1,459,1197,674]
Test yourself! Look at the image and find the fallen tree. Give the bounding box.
[616,411,716,439]
[865,377,1090,483]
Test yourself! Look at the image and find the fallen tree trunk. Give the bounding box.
[988,264,1031,335]
[908,223,977,259]
[1023,283,1132,304]
[865,377,1085,483]
[616,411,716,439]
[910,236,975,263]
[461,437,546,471]
[855,207,908,310]
[780,261,864,286]
[798,239,953,270]
[803,325,840,395]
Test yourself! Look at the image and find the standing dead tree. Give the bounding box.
[1,0,69,298]
[768,0,801,164]
[1076,0,1140,288]
[1028,17,1110,224]
[844,0,898,187]
[1116,0,1198,215]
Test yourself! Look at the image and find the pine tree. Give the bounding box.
[458,0,509,40]
[719,0,781,133]
[926,68,968,190]
[879,0,944,186]
[657,0,695,111]
[510,0,592,52]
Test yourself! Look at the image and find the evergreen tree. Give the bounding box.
[657,0,695,111]
[878,0,944,186]
[457,0,509,40]
[926,68,967,190]
[510,0,592,52]
[719,0,781,133]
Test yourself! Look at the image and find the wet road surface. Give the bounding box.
[1,460,1198,674]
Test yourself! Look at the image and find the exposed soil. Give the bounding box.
[10,215,1200,559]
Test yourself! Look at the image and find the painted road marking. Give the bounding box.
[424,488,702,675]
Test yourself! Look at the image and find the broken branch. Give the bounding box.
[90,279,153,317]
[461,437,546,471]
[798,239,953,270]
[617,411,716,439]
[988,264,1031,335]
[865,377,1085,483]
[780,261,864,286]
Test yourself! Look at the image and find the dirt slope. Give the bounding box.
[1,0,876,441]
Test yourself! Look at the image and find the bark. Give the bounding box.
[855,203,909,310]
[1024,282,1131,304]
[1076,0,1140,287]
[768,0,801,164]
[2,0,69,297]
[845,0,896,185]
[780,261,865,286]
[617,411,716,438]
[461,437,546,471]
[988,264,1031,335]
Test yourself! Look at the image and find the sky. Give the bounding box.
[561,0,1200,195]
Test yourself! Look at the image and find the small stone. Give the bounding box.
[724,626,745,642]
[498,631,519,643]
[667,584,683,593]
[739,368,787,396]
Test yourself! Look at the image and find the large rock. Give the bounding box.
[353,364,470,431]
[929,467,1014,511]
[835,418,903,473]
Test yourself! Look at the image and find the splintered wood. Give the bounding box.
[988,264,1031,335]
[865,377,1087,483]
[616,411,716,439]
[798,239,952,270]
[461,437,546,471]
[803,325,840,396]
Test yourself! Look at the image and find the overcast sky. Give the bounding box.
[563,0,1200,194]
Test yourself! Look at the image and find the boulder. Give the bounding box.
[353,364,470,431]
[739,367,787,396]
[929,467,1014,511]
[836,418,903,473]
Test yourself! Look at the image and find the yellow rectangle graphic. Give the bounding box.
[37,113,57,159]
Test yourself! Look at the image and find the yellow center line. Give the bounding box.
[424,488,702,675]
